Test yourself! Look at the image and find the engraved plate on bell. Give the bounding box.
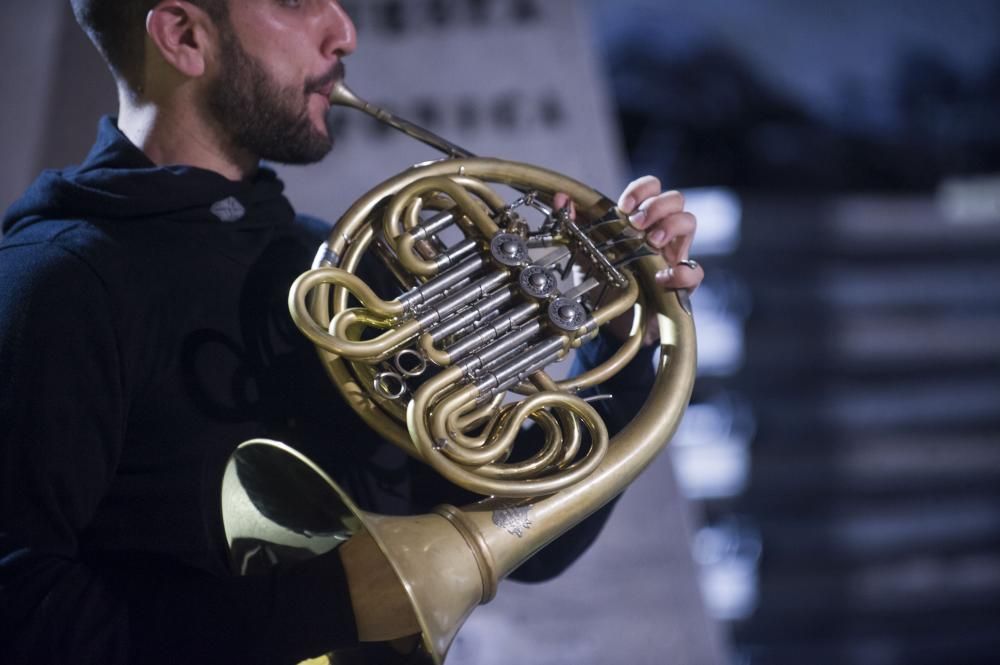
[492,505,533,538]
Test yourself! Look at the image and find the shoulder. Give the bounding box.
[0,224,119,359]
[0,219,123,294]
[1,221,103,281]
[0,229,117,331]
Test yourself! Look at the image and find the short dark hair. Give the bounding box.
[70,0,228,94]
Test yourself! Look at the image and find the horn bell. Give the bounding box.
[222,438,488,664]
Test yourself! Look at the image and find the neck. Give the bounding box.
[116,86,258,182]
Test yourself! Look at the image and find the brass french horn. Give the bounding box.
[220,69,697,664]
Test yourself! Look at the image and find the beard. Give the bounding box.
[206,24,335,165]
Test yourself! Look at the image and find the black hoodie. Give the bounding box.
[0,117,402,664]
[0,118,649,665]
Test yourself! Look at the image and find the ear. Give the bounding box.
[145,0,216,79]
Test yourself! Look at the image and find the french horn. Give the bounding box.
[220,68,697,664]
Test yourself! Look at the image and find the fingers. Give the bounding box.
[560,181,705,295]
[633,190,687,231]
[618,175,662,213]
[631,190,694,264]
[617,177,703,293]
[646,211,696,263]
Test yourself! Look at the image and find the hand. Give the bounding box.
[554,176,704,344]
[615,175,705,291]
[552,177,704,292]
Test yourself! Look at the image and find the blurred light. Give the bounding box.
[691,287,747,376]
[689,267,753,377]
[693,520,762,621]
[937,173,1000,225]
[685,187,742,256]
[669,393,755,499]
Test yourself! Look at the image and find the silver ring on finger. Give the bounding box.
[675,258,700,271]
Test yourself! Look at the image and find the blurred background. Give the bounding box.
[592,1,1000,664]
[2,1,999,664]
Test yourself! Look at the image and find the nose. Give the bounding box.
[320,1,358,59]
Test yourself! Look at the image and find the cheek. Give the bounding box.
[235,29,302,89]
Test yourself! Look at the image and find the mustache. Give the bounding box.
[305,61,345,95]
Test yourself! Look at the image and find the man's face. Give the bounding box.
[205,1,356,165]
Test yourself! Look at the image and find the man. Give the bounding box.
[0,1,704,663]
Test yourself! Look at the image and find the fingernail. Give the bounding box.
[656,267,674,282]
[629,208,646,227]
[649,229,666,246]
[621,196,636,212]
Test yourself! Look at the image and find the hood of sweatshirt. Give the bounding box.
[2,116,294,236]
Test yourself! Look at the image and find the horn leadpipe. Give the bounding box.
[329,79,476,159]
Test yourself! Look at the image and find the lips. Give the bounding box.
[309,61,345,100]
[315,83,334,101]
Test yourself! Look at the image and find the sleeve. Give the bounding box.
[509,330,657,582]
[0,242,357,665]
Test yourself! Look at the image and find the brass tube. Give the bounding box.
[408,364,609,497]
[387,177,502,276]
[556,297,647,392]
[531,372,582,467]
[471,409,565,480]
[328,77,476,159]
[590,273,640,327]
[432,388,512,467]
